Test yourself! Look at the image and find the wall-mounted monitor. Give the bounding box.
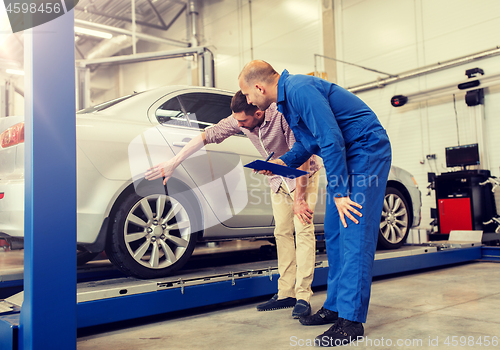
[445,143,480,169]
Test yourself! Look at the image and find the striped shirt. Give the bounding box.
[204,103,322,193]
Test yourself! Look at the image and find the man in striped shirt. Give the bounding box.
[146,91,322,318]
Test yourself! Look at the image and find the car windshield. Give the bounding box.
[77,92,143,114]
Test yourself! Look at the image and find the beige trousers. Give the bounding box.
[270,171,319,302]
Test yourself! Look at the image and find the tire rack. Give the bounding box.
[1,244,497,350]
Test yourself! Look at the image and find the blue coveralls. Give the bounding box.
[277,70,392,323]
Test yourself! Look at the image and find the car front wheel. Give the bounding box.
[378,187,411,249]
[106,187,198,279]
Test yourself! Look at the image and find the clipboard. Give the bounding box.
[244,159,308,179]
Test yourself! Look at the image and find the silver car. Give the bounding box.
[0,86,421,279]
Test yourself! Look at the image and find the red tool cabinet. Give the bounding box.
[435,170,496,234]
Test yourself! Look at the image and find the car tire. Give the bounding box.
[378,187,410,249]
[106,186,199,279]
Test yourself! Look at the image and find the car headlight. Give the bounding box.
[0,122,24,148]
[411,176,418,188]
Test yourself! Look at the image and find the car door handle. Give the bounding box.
[173,138,192,147]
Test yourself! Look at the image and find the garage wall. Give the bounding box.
[332,0,500,229]
[91,14,192,102]
[203,0,323,91]
[110,0,323,98]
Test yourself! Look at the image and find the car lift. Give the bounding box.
[1,242,499,349]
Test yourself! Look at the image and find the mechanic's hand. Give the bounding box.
[334,196,363,228]
[294,198,314,225]
[257,158,286,176]
[145,160,175,185]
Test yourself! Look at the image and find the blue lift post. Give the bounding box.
[20,9,77,350]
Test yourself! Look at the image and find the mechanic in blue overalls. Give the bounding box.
[239,60,392,347]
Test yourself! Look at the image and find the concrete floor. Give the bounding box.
[75,261,500,350]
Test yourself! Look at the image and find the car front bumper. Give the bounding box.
[408,185,422,227]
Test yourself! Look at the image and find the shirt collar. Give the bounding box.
[277,69,289,113]
[265,103,277,119]
[260,102,276,128]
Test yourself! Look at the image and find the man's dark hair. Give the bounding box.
[231,90,259,116]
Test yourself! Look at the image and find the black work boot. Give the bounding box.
[315,317,364,347]
[256,294,296,311]
[299,306,338,326]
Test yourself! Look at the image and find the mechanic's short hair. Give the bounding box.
[231,90,259,116]
[239,60,279,85]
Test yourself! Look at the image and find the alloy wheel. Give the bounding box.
[380,191,408,245]
[123,194,192,269]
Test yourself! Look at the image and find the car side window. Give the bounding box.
[178,92,233,130]
[155,96,190,127]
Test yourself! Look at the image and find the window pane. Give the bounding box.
[155,97,190,127]
[179,93,232,130]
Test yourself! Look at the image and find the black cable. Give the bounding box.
[453,94,460,146]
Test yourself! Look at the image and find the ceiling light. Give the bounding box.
[6,69,24,76]
[74,27,113,39]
